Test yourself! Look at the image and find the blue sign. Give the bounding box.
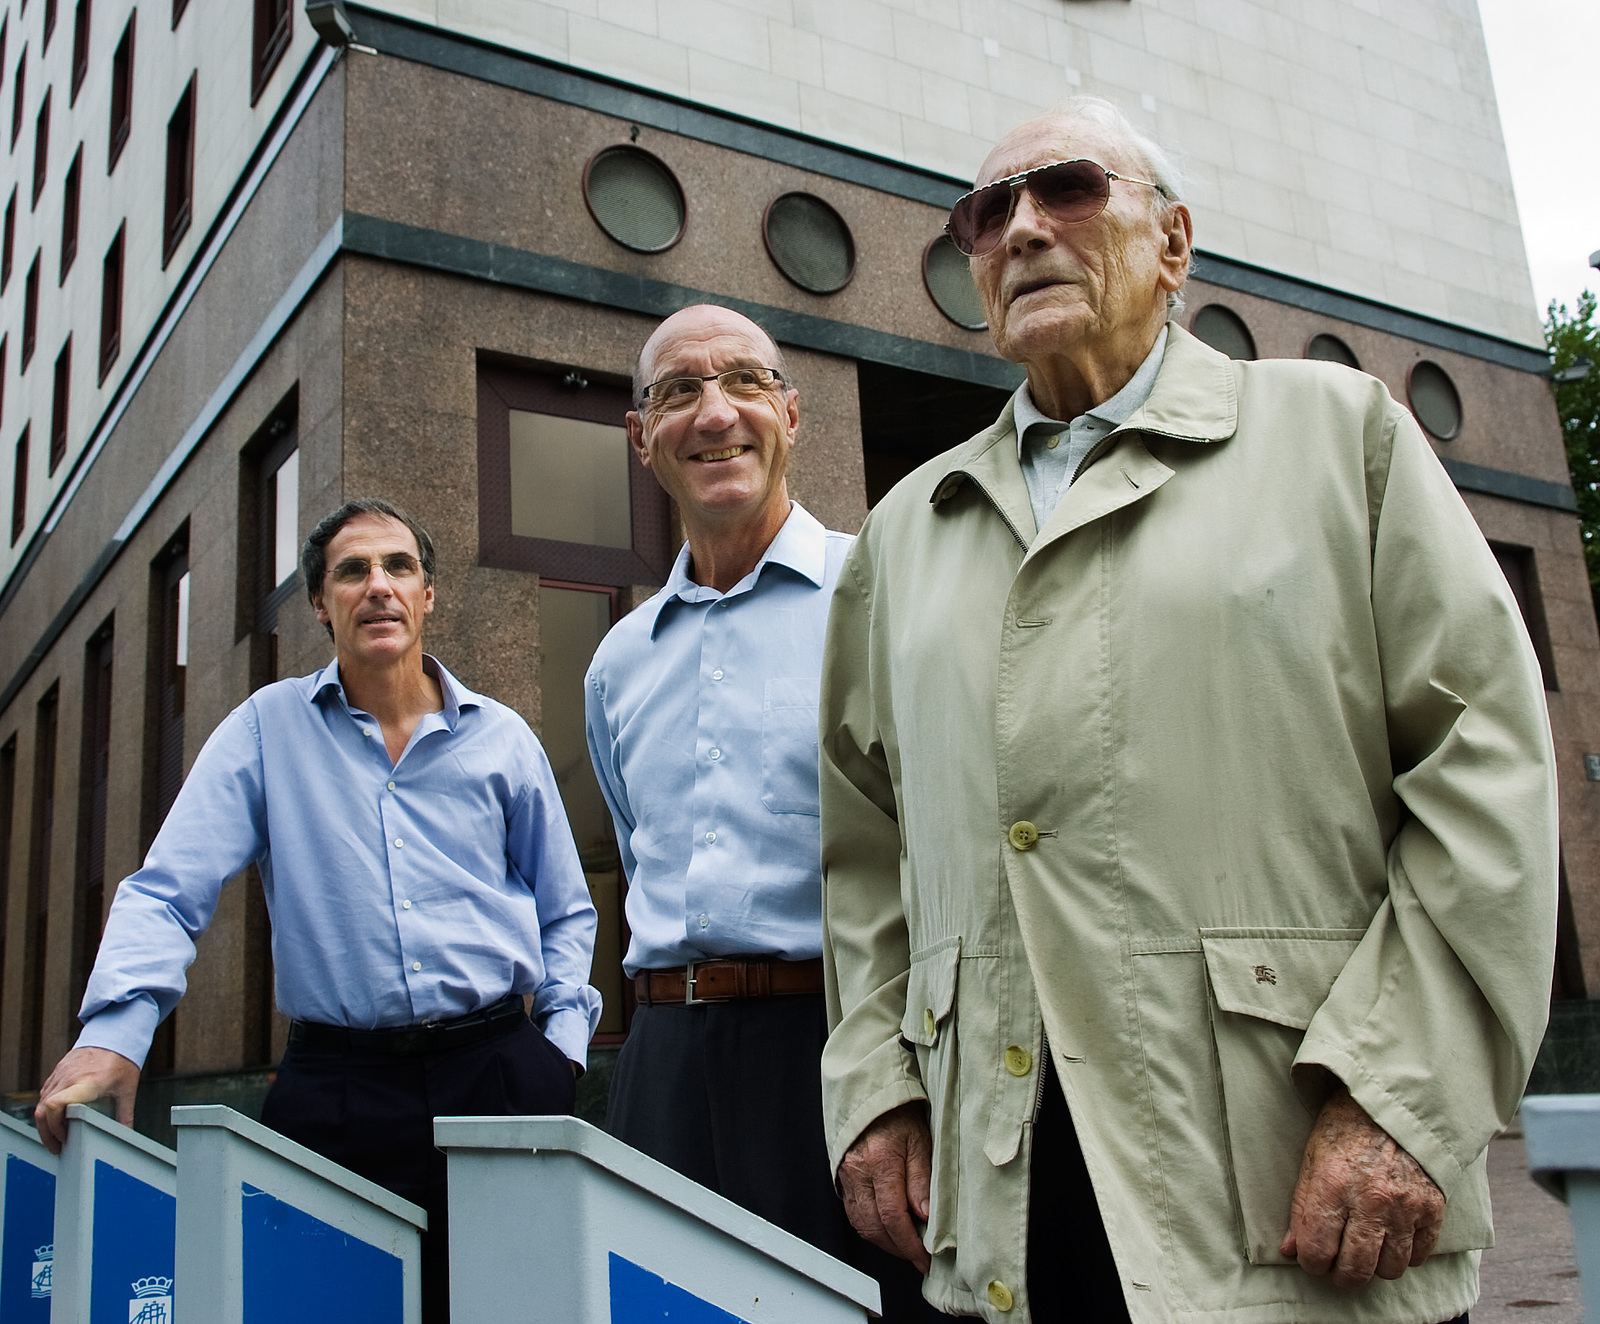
[241,1183,403,1323]
[609,1252,750,1323]
[0,1154,54,1320]
[89,1160,175,1324]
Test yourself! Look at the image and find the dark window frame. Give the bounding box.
[10,45,25,148]
[251,0,289,106]
[21,249,39,367]
[58,140,79,280]
[170,0,186,28]
[161,71,193,267]
[1,188,15,290]
[30,85,48,206]
[1490,541,1558,692]
[69,0,88,103]
[0,737,16,1035]
[48,335,68,474]
[98,220,122,382]
[106,12,130,172]
[72,617,113,1027]
[10,423,27,545]
[143,525,188,851]
[41,0,56,50]
[476,362,671,585]
[19,683,59,1089]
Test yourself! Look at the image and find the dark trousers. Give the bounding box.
[1028,1070,1469,1323]
[607,994,949,1323]
[261,1013,575,1324]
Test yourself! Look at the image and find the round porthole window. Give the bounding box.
[762,192,855,294]
[922,234,987,330]
[1306,333,1360,369]
[1190,304,1257,361]
[582,146,686,254]
[1408,360,1462,440]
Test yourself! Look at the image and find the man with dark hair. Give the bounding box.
[36,498,599,1322]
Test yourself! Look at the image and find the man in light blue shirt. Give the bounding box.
[585,305,935,1321]
[36,497,600,1323]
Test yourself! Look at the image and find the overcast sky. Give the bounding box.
[1477,0,1599,326]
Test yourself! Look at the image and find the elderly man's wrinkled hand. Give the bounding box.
[33,1047,140,1155]
[1280,1087,1445,1288]
[838,1102,933,1273]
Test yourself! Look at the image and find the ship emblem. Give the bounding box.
[128,1275,174,1324]
[29,1245,52,1298]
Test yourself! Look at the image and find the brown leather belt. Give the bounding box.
[633,956,825,1006]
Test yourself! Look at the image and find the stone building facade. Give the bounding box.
[0,0,1587,1125]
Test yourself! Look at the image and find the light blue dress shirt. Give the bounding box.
[1014,324,1168,531]
[76,656,603,1068]
[584,503,853,975]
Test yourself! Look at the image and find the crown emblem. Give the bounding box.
[131,1277,173,1298]
[34,1245,52,1260]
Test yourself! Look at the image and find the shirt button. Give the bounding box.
[1007,821,1039,851]
[402,900,412,910]
[1046,434,1061,450]
[988,1280,1014,1312]
[362,728,372,738]
[1004,1045,1033,1077]
[712,669,724,681]
[709,748,721,761]
[936,476,961,502]
[394,838,404,849]
[698,913,710,929]
[923,1008,937,1038]
[411,961,421,972]
[704,831,716,844]
[387,781,396,791]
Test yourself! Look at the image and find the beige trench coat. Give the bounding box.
[818,325,1558,1323]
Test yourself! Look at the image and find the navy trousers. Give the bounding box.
[261,1013,575,1323]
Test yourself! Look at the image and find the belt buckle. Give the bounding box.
[684,959,704,1006]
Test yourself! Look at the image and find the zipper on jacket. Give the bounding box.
[1033,1034,1050,1120]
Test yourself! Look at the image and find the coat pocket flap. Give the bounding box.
[1200,929,1366,1031]
[900,937,962,1048]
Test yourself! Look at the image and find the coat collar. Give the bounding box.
[928,323,1238,526]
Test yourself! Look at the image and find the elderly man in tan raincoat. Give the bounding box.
[818,96,1558,1324]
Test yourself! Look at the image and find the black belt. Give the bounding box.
[288,992,526,1056]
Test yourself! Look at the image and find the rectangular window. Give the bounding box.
[48,335,68,473]
[42,0,56,48]
[20,684,59,1089]
[251,0,289,105]
[106,12,130,172]
[161,73,193,266]
[2,188,14,290]
[0,22,9,100]
[170,0,186,26]
[73,620,112,1026]
[98,221,122,381]
[10,424,27,545]
[29,86,46,206]
[11,46,24,148]
[0,738,16,1031]
[69,0,87,102]
[1490,542,1558,691]
[145,531,188,846]
[58,141,78,280]
[476,363,671,585]
[22,249,39,366]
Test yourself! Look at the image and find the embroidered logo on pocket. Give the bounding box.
[1253,965,1277,985]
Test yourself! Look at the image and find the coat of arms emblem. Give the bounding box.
[128,1275,173,1324]
[29,1245,52,1298]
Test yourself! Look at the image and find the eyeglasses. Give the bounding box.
[945,158,1163,257]
[640,366,787,413]
[328,553,422,586]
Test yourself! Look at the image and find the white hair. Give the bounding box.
[1033,95,1191,315]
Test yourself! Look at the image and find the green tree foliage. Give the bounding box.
[1549,290,1600,595]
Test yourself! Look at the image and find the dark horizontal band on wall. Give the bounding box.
[348,5,1551,377]
[342,212,1028,393]
[1191,254,1550,375]
[1440,457,1578,513]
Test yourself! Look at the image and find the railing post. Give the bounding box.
[1524,1093,1600,1324]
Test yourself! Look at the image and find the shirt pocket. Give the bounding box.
[899,936,962,1254]
[1200,928,1366,1265]
[760,677,821,816]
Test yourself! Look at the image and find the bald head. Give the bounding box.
[634,305,790,403]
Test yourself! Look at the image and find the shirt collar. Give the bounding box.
[1012,324,1169,456]
[310,654,482,729]
[646,501,826,639]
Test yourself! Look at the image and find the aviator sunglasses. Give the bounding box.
[945,158,1163,257]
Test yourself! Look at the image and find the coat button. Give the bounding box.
[987,1280,1014,1311]
[936,476,962,502]
[923,1008,937,1038]
[1004,1045,1032,1077]
[1007,821,1039,851]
